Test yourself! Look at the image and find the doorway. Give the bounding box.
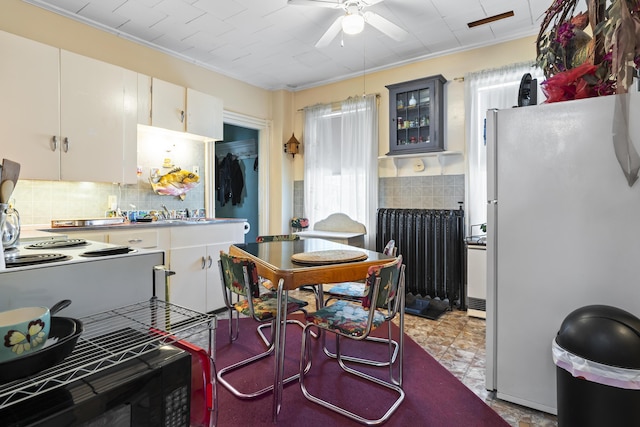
[215,124,259,243]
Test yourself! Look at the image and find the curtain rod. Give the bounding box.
[297,93,380,111]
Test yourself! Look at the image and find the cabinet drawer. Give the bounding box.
[109,230,159,249]
[170,223,244,248]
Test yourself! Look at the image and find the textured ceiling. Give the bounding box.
[23,0,553,90]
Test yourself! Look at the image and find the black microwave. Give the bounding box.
[0,345,191,427]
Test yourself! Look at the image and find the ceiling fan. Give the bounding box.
[288,0,408,48]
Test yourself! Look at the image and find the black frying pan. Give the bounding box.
[0,316,83,383]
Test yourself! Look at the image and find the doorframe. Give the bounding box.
[206,111,271,236]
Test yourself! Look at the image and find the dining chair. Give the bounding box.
[255,234,300,243]
[325,239,396,304]
[299,255,406,425]
[217,251,309,399]
[255,234,300,293]
[256,233,321,308]
[321,239,399,367]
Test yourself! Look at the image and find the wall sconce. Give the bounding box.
[284,133,301,158]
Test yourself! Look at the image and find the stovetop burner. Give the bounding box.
[5,253,73,268]
[79,246,133,257]
[25,239,88,250]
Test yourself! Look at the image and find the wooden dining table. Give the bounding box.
[229,238,397,422]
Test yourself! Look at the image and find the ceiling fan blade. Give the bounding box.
[288,0,345,9]
[363,11,408,41]
[361,0,385,6]
[315,15,344,48]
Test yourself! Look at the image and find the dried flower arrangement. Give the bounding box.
[536,0,640,102]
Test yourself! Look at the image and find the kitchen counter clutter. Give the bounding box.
[45,217,246,231]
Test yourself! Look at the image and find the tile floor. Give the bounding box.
[289,289,559,427]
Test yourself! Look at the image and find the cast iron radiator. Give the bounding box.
[376,208,466,309]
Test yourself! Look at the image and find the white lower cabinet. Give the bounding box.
[168,223,244,313]
[168,245,209,313]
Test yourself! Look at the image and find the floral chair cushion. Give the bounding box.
[382,239,396,256]
[305,300,385,337]
[308,257,402,337]
[325,240,396,301]
[220,251,308,321]
[328,282,367,298]
[290,217,309,229]
[259,277,276,292]
[220,251,261,297]
[255,234,300,243]
[361,255,402,309]
[234,292,308,321]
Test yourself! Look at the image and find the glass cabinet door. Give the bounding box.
[387,75,446,154]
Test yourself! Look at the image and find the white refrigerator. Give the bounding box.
[485,89,640,414]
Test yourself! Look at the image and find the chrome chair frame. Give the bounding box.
[322,240,399,367]
[299,259,406,425]
[253,234,309,347]
[217,254,309,400]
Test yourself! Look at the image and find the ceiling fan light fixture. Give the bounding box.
[342,12,365,35]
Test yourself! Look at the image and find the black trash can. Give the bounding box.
[554,305,640,427]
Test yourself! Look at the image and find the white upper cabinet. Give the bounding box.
[0,31,137,183]
[146,77,223,140]
[60,50,137,184]
[137,74,152,127]
[0,31,60,180]
[186,87,223,140]
[151,78,186,133]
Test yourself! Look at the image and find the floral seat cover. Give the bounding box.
[326,239,396,300]
[219,252,307,321]
[307,255,402,337]
[255,234,300,243]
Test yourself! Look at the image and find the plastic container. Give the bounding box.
[554,305,640,426]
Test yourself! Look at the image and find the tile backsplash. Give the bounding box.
[378,175,465,210]
[13,129,206,226]
[293,174,465,218]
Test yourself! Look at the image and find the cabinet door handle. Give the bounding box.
[201,256,206,269]
[128,239,143,244]
[51,135,58,151]
[180,110,185,123]
[63,137,70,153]
[207,255,213,269]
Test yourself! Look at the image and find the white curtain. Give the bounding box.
[464,62,545,236]
[303,94,378,248]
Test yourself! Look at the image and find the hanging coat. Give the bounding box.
[218,153,233,206]
[231,157,244,206]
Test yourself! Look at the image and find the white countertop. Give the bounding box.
[18,225,67,242]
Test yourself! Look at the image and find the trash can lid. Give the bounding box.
[556,305,640,368]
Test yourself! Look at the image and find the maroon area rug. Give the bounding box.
[213,314,508,426]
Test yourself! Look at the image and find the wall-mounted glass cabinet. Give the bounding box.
[386,75,446,155]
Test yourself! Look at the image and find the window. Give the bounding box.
[464,63,545,236]
[303,94,378,248]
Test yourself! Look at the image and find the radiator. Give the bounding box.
[376,208,466,309]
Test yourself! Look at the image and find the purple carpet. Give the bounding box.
[213,314,508,426]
